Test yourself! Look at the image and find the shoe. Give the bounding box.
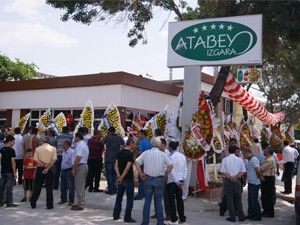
[105,191,115,195]
[151,214,156,218]
[58,201,67,204]
[88,187,94,192]
[134,195,143,200]
[249,217,262,221]
[71,205,84,210]
[113,216,121,220]
[31,203,36,209]
[68,202,74,206]
[261,212,274,218]
[226,218,236,222]
[94,189,104,192]
[168,220,179,224]
[281,191,291,194]
[47,206,54,210]
[165,216,171,221]
[21,197,27,202]
[124,218,136,223]
[239,218,246,222]
[244,215,251,220]
[0,203,4,207]
[219,212,225,217]
[6,203,18,207]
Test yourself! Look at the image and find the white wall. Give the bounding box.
[0,85,122,109]
[120,85,177,112]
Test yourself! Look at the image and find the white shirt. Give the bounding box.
[292,147,299,160]
[136,147,172,177]
[219,154,246,177]
[72,140,89,165]
[283,145,295,163]
[83,134,92,144]
[168,150,188,184]
[13,134,24,159]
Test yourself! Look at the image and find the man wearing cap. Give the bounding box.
[30,135,57,209]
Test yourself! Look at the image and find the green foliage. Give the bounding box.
[0,54,38,82]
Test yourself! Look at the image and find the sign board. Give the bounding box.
[167,15,262,67]
[236,68,262,84]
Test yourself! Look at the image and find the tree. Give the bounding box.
[0,54,38,82]
[47,0,299,109]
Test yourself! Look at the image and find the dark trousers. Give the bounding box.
[282,162,294,193]
[248,183,261,219]
[86,158,102,191]
[224,179,245,220]
[60,168,75,203]
[167,182,186,223]
[136,165,144,198]
[105,161,117,194]
[53,155,62,190]
[15,159,24,184]
[113,179,134,222]
[31,167,54,209]
[261,176,275,216]
[0,173,15,205]
[163,181,171,218]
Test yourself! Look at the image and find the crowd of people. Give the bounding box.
[0,125,299,224]
[0,126,188,225]
[218,137,299,222]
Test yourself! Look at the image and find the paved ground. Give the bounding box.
[0,179,296,225]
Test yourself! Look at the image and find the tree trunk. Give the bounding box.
[209,66,231,107]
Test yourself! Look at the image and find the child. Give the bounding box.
[21,149,36,202]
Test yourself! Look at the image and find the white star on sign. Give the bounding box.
[201,25,207,31]
[227,25,233,31]
[210,24,216,30]
[219,24,225,29]
[193,28,199,33]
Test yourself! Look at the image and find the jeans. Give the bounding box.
[142,176,165,225]
[113,179,134,222]
[167,182,186,223]
[60,168,75,203]
[53,155,62,190]
[0,173,15,205]
[31,167,54,209]
[105,161,117,194]
[248,183,261,219]
[86,158,102,191]
[15,159,24,184]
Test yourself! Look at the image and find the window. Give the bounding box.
[0,110,6,127]
[223,99,233,114]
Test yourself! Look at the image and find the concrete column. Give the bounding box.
[182,66,202,135]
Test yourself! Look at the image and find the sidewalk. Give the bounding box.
[6,180,295,225]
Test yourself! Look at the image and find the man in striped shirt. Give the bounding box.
[135,137,173,225]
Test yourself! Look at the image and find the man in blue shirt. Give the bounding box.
[134,130,151,200]
[243,147,262,221]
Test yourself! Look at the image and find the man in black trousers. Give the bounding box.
[281,140,295,194]
[30,136,57,209]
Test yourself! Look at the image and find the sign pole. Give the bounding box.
[182,65,202,198]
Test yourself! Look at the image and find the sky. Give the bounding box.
[0,0,211,81]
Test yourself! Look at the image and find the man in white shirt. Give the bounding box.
[167,141,188,224]
[13,127,24,184]
[281,140,295,194]
[135,137,173,225]
[219,146,246,222]
[71,132,89,210]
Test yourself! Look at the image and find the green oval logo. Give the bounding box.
[171,21,257,61]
